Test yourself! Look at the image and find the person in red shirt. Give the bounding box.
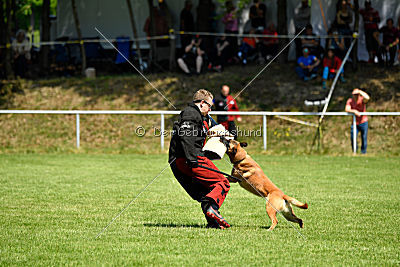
[322,49,345,89]
[360,0,380,62]
[214,85,242,139]
[238,28,257,65]
[260,23,279,61]
[345,88,370,154]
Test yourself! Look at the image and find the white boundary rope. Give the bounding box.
[0,31,354,49]
[319,39,356,124]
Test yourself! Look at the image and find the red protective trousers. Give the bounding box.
[171,156,230,208]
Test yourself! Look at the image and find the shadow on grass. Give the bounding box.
[144,222,288,230]
[143,222,206,229]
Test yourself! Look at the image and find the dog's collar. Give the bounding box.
[232,156,246,165]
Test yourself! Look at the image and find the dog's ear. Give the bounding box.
[240,142,248,147]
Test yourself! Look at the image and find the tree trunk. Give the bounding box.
[277,0,288,63]
[352,0,359,70]
[4,0,14,79]
[0,1,5,45]
[126,0,144,71]
[146,0,156,69]
[71,0,86,75]
[0,1,5,78]
[11,0,17,32]
[41,0,51,74]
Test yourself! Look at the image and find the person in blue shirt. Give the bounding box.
[295,47,320,81]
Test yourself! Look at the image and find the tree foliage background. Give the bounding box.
[13,0,57,31]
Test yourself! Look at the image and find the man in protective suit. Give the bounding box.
[169,89,231,229]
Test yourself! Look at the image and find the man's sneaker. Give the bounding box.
[340,76,346,83]
[304,76,311,81]
[310,73,317,80]
[205,205,231,228]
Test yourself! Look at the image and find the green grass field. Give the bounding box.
[1,154,399,265]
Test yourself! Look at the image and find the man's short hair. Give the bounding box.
[193,89,213,102]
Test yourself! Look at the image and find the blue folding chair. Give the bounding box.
[115,36,131,64]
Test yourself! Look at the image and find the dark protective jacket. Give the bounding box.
[169,103,210,164]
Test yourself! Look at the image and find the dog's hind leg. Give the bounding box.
[282,202,304,228]
[266,203,278,231]
[265,195,283,231]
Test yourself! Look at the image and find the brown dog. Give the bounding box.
[225,139,308,231]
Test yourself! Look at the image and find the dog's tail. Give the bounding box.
[283,195,308,209]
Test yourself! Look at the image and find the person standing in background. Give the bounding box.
[249,0,267,30]
[222,1,239,61]
[360,0,380,63]
[180,0,195,51]
[294,0,311,58]
[196,0,215,55]
[214,85,241,139]
[345,88,370,154]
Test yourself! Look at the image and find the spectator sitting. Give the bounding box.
[360,0,380,63]
[322,49,345,89]
[208,35,230,72]
[12,29,31,78]
[260,23,279,61]
[377,18,399,67]
[295,47,320,81]
[238,28,257,65]
[301,24,324,59]
[249,0,267,30]
[327,29,346,59]
[177,36,205,75]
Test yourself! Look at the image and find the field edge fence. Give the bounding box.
[0,110,399,154]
